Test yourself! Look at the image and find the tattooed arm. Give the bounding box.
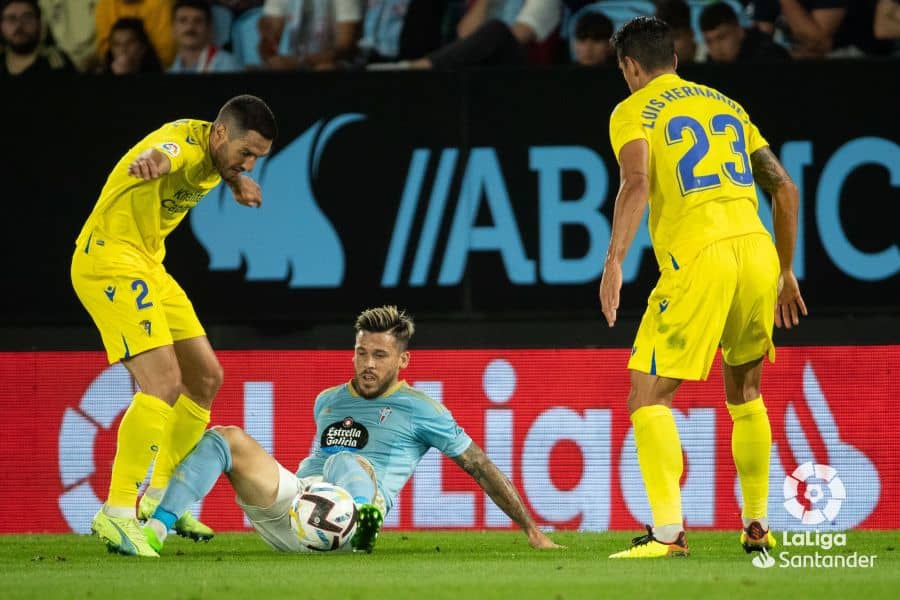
[451,442,562,549]
[751,146,808,329]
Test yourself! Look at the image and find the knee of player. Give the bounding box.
[149,371,183,405]
[199,361,224,398]
[323,451,356,475]
[211,425,248,455]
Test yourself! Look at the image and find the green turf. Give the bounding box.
[1,531,897,599]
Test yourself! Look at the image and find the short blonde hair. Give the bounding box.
[354,305,415,349]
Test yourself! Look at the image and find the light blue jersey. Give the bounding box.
[296,380,472,513]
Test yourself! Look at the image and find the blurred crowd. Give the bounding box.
[2,0,898,77]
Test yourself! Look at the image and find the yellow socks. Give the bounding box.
[631,404,683,529]
[107,392,172,510]
[728,396,771,523]
[148,394,211,491]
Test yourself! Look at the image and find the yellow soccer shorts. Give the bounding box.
[628,233,780,381]
[71,234,206,364]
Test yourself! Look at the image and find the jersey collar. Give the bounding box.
[645,72,682,90]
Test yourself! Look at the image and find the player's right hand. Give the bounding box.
[128,155,162,180]
[599,261,623,328]
[776,270,808,329]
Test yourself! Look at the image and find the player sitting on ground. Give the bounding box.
[143,306,562,554]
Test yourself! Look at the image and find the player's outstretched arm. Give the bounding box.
[599,138,650,328]
[751,146,808,329]
[451,442,563,549]
[128,149,172,181]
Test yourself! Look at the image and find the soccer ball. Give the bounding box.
[289,482,359,551]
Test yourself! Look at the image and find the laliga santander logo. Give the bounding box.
[783,462,845,525]
[752,552,777,569]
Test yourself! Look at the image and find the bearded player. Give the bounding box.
[142,306,562,554]
[71,95,277,557]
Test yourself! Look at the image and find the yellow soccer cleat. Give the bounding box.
[91,510,159,558]
[741,521,777,554]
[138,493,215,542]
[609,525,690,558]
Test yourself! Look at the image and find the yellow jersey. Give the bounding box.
[609,73,770,270]
[76,119,221,264]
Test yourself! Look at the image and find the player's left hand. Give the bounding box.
[527,529,565,550]
[775,270,807,329]
[599,261,623,327]
[231,175,262,208]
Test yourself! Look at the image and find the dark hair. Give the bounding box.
[355,306,415,350]
[656,0,692,31]
[574,11,614,42]
[1,0,40,18]
[611,16,675,71]
[216,95,278,141]
[699,2,739,32]
[173,0,212,22]
[106,18,163,73]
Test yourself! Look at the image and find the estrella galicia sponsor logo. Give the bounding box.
[321,416,369,453]
[191,114,364,287]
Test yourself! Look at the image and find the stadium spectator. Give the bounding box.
[102,17,164,74]
[356,0,448,64]
[38,0,99,71]
[1,0,75,76]
[700,1,790,62]
[656,0,697,62]
[96,0,177,67]
[257,0,362,70]
[874,0,900,48]
[375,0,561,70]
[572,9,614,65]
[749,0,847,58]
[169,0,241,73]
[214,0,261,16]
[829,0,895,57]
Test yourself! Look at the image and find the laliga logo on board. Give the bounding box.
[783,462,845,525]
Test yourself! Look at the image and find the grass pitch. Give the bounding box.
[1,531,897,599]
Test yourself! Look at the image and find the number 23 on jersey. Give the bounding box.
[665,114,754,195]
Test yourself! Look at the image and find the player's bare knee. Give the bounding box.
[180,359,223,408]
[147,371,182,405]
[212,425,248,456]
[194,362,224,405]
